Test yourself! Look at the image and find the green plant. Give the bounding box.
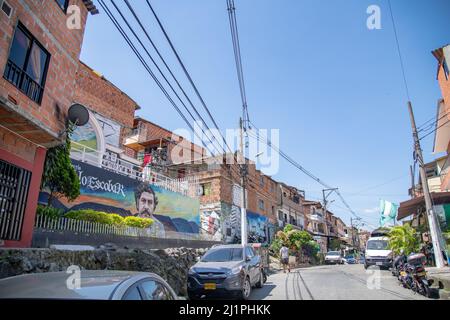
[65,210,116,225]
[41,123,80,206]
[123,216,153,229]
[36,205,63,220]
[270,224,317,259]
[387,224,420,256]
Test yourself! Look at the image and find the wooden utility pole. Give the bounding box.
[408,102,445,268]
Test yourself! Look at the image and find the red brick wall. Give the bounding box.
[0,126,37,163]
[73,62,138,129]
[0,0,89,136]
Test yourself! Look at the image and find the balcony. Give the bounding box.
[3,59,44,104]
[123,126,148,151]
[70,141,198,196]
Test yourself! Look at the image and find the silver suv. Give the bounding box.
[187,244,264,300]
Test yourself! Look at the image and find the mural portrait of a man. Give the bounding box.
[134,183,165,237]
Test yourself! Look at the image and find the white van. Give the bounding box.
[364,236,393,270]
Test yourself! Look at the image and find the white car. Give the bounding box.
[325,251,344,265]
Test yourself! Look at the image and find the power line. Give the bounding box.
[226,0,250,127]
[388,0,411,101]
[419,119,450,141]
[145,0,235,157]
[110,0,225,157]
[245,125,363,221]
[97,0,220,157]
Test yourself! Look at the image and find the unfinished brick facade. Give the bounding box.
[0,0,97,247]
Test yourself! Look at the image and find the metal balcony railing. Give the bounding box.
[70,141,199,196]
[3,59,44,104]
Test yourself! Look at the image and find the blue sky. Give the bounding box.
[80,0,450,228]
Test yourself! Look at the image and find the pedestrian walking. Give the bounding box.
[280,245,290,273]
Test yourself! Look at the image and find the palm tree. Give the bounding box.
[387,224,419,256]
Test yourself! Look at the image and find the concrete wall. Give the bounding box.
[32,228,221,250]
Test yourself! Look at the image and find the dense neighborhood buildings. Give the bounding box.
[0,0,362,252]
[398,44,450,241]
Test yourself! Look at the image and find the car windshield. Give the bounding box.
[345,255,354,259]
[327,252,340,256]
[201,248,243,262]
[367,240,389,250]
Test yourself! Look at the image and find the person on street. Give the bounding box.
[280,245,290,273]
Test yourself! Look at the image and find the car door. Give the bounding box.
[245,247,258,284]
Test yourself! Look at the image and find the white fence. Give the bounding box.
[35,214,214,241]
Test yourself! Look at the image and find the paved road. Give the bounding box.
[250,264,429,300]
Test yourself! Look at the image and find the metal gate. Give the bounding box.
[0,159,32,241]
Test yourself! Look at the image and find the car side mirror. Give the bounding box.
[196,256,201,262]
[246,256,251,262]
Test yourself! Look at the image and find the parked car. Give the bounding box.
[0,270,178,300]
[364,236,392,270]
[187,244,264,300]
[325,251,344,265]
[344,255,357,264]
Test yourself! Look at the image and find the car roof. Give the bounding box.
[211,244,246,249]
[0,270,158,300]
[368,236,388,241]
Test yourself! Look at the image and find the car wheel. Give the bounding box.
[239,277,251,300]
[364,264,368,270]
[256,271,264,288]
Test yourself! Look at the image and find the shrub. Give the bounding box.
[36,205,63,220]
[109,214,125,226]
[65,210,115,225]
[123,216,153,229]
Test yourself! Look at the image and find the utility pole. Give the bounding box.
[239,117,248,246]
[408,102,445,268]
[322,188,338,251]
[410,164,415,199]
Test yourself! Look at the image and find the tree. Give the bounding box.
[41,125,80,206]
[387,224,420,256]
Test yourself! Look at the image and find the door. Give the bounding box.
[246,246,259,284]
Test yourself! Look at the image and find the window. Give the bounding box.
[0,159,32,241]
[140,280,174,300]
[3,23,50,104]
[272,205,275,216]
[55,0,69,12]
[258,199,265,211]
[259,176,264,187]
[245,247,255,259]
[444,58,449,80]
[122,285,142,300]
[200,183,212,196]
[270,183,274,193]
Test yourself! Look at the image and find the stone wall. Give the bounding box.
[0,247,208,296]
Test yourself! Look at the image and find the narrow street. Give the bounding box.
[250,264,429,300]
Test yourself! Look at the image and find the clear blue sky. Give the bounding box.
[80,0,450,228]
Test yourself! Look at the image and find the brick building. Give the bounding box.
[0,0,97,247]
[277,183,306,230]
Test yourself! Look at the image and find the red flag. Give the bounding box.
[142,154,152,167]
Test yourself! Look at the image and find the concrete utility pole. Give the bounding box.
[408,102,445,268]
[239,117,248,246]
[322,188,338,251]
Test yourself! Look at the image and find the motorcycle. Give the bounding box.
[406,253,433,298]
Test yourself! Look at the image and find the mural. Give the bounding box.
[200,202,272,244]
[71,121,97,151]
[433,204,450,231]
[39,159,200,236]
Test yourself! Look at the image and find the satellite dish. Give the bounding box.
[68,104,89,126]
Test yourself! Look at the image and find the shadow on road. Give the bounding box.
[250,282,277,300]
